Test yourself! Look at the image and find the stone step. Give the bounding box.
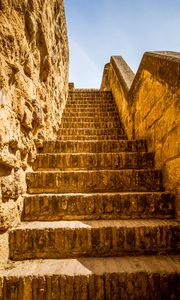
[9,220,180,260]
[26,169,163,194]
[62,112,118,118]
[61,116,120,123]
[40,140,147,154]
[58,128,124,136]
[1,256,180,299]
[33,152,154,171]
[65,103,117,109]
[60,122,121,129]
[68,91,113,99]
[56,135,126,141]
[67,100,115,105]
[64,107,118,113]
[22,192,175,221]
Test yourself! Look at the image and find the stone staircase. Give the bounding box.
[0,90,180,299]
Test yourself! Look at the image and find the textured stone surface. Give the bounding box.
[56,134,126,140]
[101,57,134,138]
[133,69,180,216]
[101,52,180,217]
[9,220,180,260]
[26,169,163,194]
[0,0,69,252]
[59,128,124,136]
[22,192,175,221]
[40,139,147,153]
[33,152,154,170]
[0,232,8,269]
[0,256,180,300]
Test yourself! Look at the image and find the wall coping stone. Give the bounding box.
[102,51,180,104]
[129,51,180,104]
[110,56,135,98]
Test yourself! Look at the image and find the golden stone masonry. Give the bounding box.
[0,1,180,299]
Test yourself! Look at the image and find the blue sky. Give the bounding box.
[64,0,180,88]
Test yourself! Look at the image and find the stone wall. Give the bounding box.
[0,0,69,267]
[101,57,134,138]
[101,52,180,218]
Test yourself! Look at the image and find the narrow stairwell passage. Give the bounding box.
[0,90,179,299]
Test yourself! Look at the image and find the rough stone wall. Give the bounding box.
[0,0,69,267]
[101,52,180,218]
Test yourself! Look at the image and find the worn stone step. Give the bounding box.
[57,135,126,141]
[58,128,124,136]
[65,104,117,109]
[58,135,127,141]
[33,152,154,171]
[64,107,118,113]
[40,140,147,154]
[22,192,175,221]
[68,91,113,99]
[9,220,180,260]
[61,117,120,123]
[60,122,121,129]
[26,169,163,194]
[67,100,115,105]
[1,256,180,300]
[62,112,118,118]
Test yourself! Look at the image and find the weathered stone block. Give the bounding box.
[9,220,180,260]
[40,140,147,154]
[33,152,154,171]
[26,169,163,194]
[22,192,175,221]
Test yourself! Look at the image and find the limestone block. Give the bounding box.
[0,172,16,201]
[0,200,20,231]
[0,147,16,169]
[0,232,8,269]
[164,158,180,192]
[162,126,180,162]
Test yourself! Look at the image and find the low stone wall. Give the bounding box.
[101,56,134,138]
[101,52,180,217]
[0,0,69,267]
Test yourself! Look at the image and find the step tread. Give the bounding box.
[22,191,175,221]
[26,169,163,193]
[34,152,154,170]
[36,151,151,156]
[57,136,127,140]
[1,255,180,276]
[12,219,180,230]
[27,168,161,174]
[40,140,147,153]
[24,191,173,197]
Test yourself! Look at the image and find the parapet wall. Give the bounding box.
[0,0,69,267]
[101,51,180,217]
